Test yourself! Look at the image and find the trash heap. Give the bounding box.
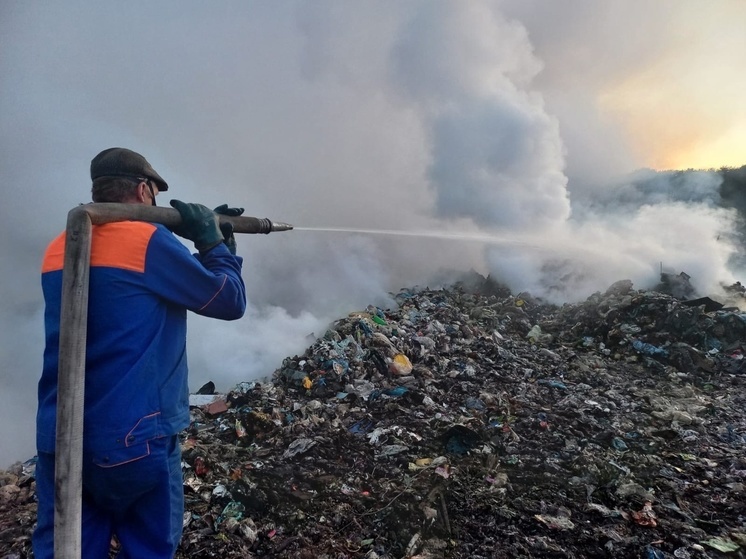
[2,276,746,558]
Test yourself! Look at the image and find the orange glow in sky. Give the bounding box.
[598,2,746,171]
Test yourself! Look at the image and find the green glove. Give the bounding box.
[169,200,224,253]
[214,204,245,255]
[213,204,245,217]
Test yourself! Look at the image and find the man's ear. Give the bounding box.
[136,182,148,204]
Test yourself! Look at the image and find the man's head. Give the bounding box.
[90,148,168,205]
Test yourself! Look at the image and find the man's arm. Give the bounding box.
[145,224,246,319]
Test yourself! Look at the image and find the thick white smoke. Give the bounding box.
[389,3,570,231]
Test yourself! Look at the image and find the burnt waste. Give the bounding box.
[2,273,746,558]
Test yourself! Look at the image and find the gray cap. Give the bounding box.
[90,147,169,191]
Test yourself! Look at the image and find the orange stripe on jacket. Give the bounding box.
[42,222,158,274]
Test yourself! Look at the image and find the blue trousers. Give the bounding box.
[33,435,184,558]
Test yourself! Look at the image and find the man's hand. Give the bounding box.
[169,200,224,253]
[214,204,245,255]
[213,204,245,217]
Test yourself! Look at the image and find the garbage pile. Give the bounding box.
[2,276,746,558]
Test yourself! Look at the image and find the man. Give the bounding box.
[33,147,247,558]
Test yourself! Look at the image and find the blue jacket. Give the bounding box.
[37,221,246,465]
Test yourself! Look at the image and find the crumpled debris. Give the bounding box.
[282,437,317,459]
[630,501,658,527]
[701,536,740,553]
[2,273,746,558]
[535,512,576,531]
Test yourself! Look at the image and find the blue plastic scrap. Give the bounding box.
[465,397,486,410]
[442,425,481,455]
[537,379,568,390]
[367,305,386,319]
[324,359,349,375]
[645,546,665,559]
[704,335,723,351]
[217,501,245,524]
[357,320,374,337]
[720,424,746,445]
[349,418,376,435]
[632,339,669,357]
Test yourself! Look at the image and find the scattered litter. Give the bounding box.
[3,274,746,557]
[701,536,740,553]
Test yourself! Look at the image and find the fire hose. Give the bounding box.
[54,203,292,559]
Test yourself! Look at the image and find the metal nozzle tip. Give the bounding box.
[270,221,294,232]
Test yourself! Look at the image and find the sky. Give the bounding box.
[1,0,745,467]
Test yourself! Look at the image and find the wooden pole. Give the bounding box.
[54,209,91,559]
[54,203,291,558]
